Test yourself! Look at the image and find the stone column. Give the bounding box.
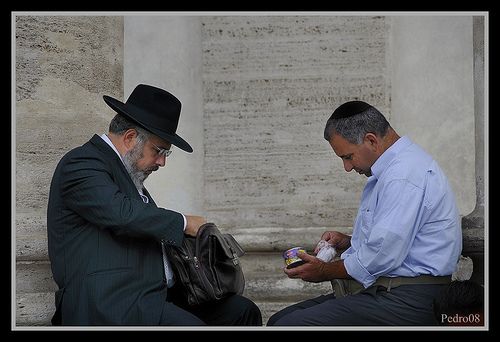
[461,16,485,285]
[15,15,123,325]
[123,16,205,216]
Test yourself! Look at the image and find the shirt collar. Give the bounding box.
[100,133,124,163]
[370,135,412,179]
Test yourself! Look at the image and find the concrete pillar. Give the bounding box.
[123,16,205,215]
[461,16,486,285]
[390,16,475,217]
[15,15,123,326]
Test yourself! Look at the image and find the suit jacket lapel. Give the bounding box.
[89,134,143,201]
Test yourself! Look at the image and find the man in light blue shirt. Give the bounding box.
[267,101,462,326]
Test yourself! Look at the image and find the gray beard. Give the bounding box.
[123,144,149,192]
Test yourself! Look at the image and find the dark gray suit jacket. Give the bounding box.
[47,134,185,325]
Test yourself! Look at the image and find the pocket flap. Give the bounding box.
[208,233,245,260]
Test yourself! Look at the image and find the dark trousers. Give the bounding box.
[159,283,262,326]
[267,284,446,326]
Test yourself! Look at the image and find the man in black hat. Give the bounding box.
[267,101,462,326]
[47,84,262,326]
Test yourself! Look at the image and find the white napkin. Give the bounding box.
[315,239,337,262]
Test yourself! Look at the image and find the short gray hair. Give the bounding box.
[323,105,390,144]
[108,114,152,145]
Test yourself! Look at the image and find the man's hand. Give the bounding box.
[314,231,351,254]
[284,251,327,283]
[284,251,350,283]
[184,215,207,237]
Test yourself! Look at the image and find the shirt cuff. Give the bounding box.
[181,214,187,231]
[343,254,377,288]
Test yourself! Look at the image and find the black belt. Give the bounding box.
[333,275,452,297]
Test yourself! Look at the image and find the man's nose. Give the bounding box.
[343,160,353,172]
[157,155,166,167]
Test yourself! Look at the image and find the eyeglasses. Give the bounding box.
[151,142,173,157]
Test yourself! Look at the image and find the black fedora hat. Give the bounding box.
[103,84,193,153]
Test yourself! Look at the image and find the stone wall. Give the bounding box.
[15,15,123,326]
[201,16,390,230]
[199,17,392,322]
[14,14,480,327]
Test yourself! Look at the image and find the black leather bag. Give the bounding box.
[165,222,245,305]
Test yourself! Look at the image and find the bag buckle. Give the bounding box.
[232,253,239,265]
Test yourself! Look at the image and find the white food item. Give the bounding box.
[315,240,337,262]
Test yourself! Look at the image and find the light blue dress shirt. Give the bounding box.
[342,136,462,288]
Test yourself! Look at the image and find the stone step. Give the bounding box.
[240,252,333,300]
[224,226,352,253]
[15,253,473,326]
[15,292,298,327]
[15,225,352,260]
[16,254,331,299]
[239,252,333,324]
[16,255,323,327]
[15,293,300,327]
[16,292,54,326]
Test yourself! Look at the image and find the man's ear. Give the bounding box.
[364,133,379,152]
[122,129,138,150]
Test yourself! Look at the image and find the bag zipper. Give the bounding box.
[194,224,220,301]
[209,235,223,297]
[179,240,202,305]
